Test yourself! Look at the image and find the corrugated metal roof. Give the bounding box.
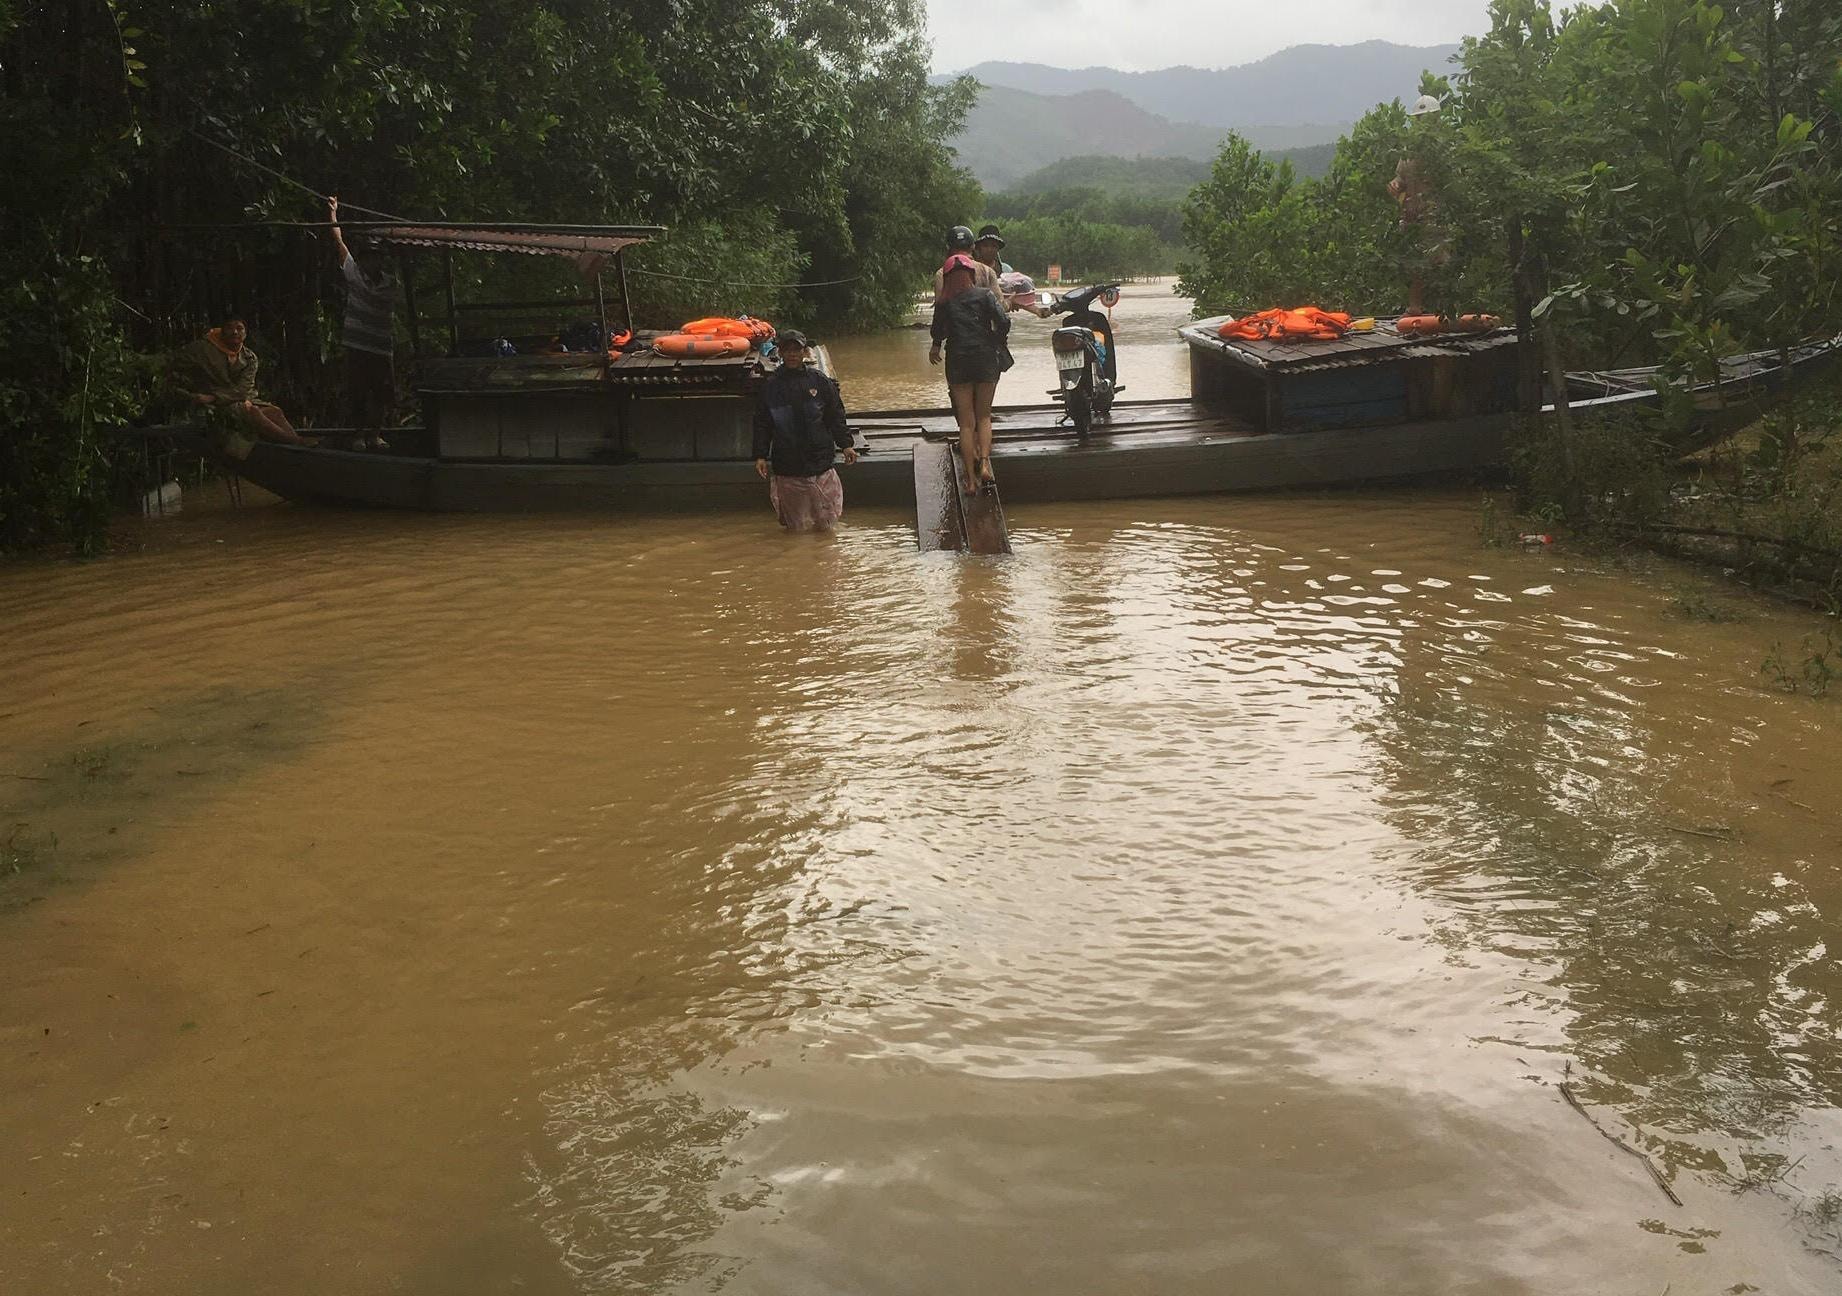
[1182,319,1518,371]
[366,223,663,258]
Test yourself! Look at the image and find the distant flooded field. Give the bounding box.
[4,473,1842,1293]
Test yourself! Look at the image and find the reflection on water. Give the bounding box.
[1370,590,1842,1169]
[2,492,1840,1294]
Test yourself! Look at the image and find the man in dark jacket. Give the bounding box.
[752,330,857,531]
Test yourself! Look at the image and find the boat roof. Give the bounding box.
[353,222,664,259]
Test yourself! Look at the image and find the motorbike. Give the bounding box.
[1040,282,1123,437]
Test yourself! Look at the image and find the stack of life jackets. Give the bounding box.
[1219,307,1352,343]
[680,316,777,346]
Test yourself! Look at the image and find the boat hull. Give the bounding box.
[224,403,1512,513]
[201,332,1840,514]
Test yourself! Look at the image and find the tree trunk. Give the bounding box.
[1541,317,1579,514]
[1508,218,1544,413]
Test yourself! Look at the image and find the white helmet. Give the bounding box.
[1408,94,1443,117]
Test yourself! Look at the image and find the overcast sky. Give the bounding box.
[925,0,1496,72]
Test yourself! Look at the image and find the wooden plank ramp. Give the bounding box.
[912,440,1012,555]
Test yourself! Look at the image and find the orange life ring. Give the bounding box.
[1395,315,1446,335]
[1396,314,1501,336]
[653,332,752,358]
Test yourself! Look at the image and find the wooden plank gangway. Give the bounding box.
[912,439,1012,555]
[860,396,1235,447]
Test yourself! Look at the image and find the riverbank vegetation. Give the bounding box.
[974,146,1343,284]
[1179,0,1841,610]
[0,0,976,553]
[979,156,1198,281]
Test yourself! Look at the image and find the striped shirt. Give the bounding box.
[341,254,399,356]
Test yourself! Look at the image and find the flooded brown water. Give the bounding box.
[6,354,1842,1294]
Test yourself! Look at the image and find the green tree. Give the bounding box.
[1176,128,1400,313]
[0,0,977,552]
[1177,0,1840,381]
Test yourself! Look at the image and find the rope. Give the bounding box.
[185,128,409,222]
[625,267,861,290]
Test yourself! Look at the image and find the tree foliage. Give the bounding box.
[981,156,1203,279]
[1178,0,1841,381]
[0,0,976,550]
[989,215,1176,282]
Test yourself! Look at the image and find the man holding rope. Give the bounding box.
[326,196,401,451]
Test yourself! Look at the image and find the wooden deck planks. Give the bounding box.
[857,398,1254,449]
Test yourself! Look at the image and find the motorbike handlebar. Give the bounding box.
[1044,282,1124,313]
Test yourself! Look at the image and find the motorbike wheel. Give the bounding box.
[1070,375,1094,438]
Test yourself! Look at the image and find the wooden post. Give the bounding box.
[615,249,634,334]
[443,249,459,354]
[1542,319,1578,503]
[1509,219,1544,413]
[398,251,422,356]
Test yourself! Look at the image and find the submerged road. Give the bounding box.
[3,356,1842,1292]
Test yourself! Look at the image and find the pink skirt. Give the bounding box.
[768,469,844,532]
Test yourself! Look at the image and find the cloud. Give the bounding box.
[925,0,1495,73]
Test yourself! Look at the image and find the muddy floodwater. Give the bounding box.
[6,310,1842,1294]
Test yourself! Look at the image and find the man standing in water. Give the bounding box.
[326,196,401,450]
[753,330,857,532]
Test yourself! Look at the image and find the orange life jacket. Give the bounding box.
[680,316,776,345]
[1219,306,1352,343]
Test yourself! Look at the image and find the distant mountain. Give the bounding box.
[952,85,1345,190]
[955,85,1230,190]
[1274,142,1338,180]
[957,83,1348,188]
[998,148,1334,200]
[951,41,1459,131]
[1004,155,1214,197]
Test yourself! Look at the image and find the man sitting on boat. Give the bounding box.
[752,330,857,532]
[169,316,317,449]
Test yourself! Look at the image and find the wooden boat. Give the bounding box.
[201,229,1841,511]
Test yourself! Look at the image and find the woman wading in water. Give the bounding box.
[929,252,1010,493]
